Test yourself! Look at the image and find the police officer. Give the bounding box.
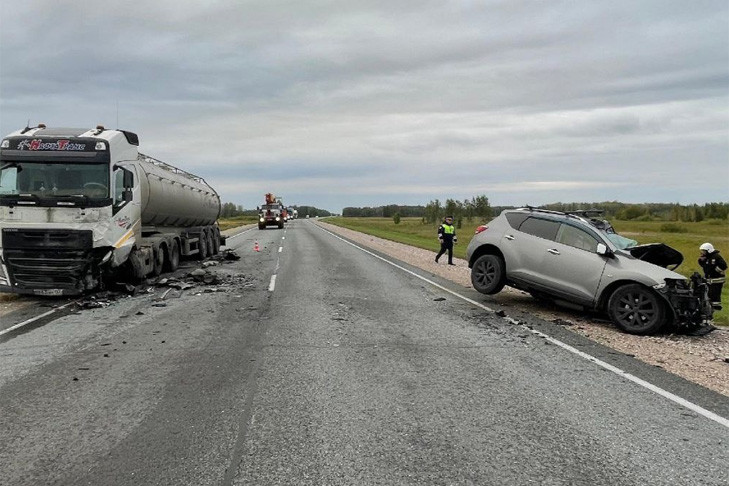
[698,242,727,310]
[435,216,457,265]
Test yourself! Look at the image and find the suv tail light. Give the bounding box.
[475,225,488,235]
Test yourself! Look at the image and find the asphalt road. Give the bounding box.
[1,219,728,485]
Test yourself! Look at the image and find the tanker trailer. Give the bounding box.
[0,124,224,295]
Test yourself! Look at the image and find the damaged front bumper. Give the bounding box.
[654,274,714,328]
[0,228,112,296]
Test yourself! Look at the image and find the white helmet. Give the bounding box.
[699,242,715,252]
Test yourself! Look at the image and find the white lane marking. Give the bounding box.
[226,227,255,240]
[0,300,78,337]
[268,274,277,292]
[315,224,729,430]
[281,236,285,240]
[279,247,283,253]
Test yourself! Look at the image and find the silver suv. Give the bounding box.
[466,208,713,334]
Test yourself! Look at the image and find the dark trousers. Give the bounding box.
[708,282,723,305]
[436,240,453,264]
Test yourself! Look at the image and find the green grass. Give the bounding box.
[328,217,729,325]
[218,215,259,231]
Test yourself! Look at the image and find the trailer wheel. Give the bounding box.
[211,229,220,255]
[198,231,208,260]
[206,229,215,256]
[152,246,164,277]
[165,239,180,272]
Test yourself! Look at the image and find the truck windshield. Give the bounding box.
[0,161,110,200]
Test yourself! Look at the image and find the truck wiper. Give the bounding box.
[0,193,40,206]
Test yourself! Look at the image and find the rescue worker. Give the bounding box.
[698,242,727,310]
[435,216,457,265]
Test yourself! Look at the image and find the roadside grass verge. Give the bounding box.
[327,217,729,325]
[218,215,259,231]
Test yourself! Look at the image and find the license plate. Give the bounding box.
[34,289,64,296]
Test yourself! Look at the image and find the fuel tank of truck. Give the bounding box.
[136,155,221,227]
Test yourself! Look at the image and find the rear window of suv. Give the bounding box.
[505,212,529,228]
[518,217,560,240]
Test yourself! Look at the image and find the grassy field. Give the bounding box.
[218,215,259,231]
[327,216,729,325]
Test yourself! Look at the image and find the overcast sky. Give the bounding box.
[1,1,727,212]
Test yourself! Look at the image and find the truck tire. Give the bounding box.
[127,247,146,282]
[607,284,667,335]
[211,229,220,255]
[258,224,265,230]
[152,246,164,277]
[165,239,180,272]
[278,221,284,229]
[197,231,208,260]
[206,229,215,256]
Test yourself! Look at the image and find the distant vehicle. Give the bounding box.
[466,208,714,335]
[258,193,284,229]
[306,215,310,219]
[0,125,224,295]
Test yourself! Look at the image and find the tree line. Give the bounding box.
[343,199,729,224]
[344,195,493,227]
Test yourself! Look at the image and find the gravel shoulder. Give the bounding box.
[318,221,729,397]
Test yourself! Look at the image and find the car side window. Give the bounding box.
[518,217,560,240]
[505,212,529,229]
[556,223,599,252]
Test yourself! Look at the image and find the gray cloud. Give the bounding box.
[1,0,727,212]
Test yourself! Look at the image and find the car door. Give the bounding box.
[540,222,608,305]
[501,216,560,288]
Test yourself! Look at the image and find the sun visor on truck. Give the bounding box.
[628,243,683,270]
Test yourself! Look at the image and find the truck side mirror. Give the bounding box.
[122,189,133,202]
[123,169,134,188]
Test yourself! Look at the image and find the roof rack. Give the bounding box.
[565,209,605,217]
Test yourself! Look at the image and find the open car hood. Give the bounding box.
[627,243,683,270]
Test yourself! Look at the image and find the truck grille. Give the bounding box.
[2,229,93,291]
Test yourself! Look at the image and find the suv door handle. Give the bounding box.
[504,234,515,240]
[547,249,560,255]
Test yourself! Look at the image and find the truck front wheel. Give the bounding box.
[165,239,180,272]
[152,246,164,277]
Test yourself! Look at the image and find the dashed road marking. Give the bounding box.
[268,274,277,292]
[315,224,729,430]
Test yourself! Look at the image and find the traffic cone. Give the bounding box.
[254,241,260,252]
